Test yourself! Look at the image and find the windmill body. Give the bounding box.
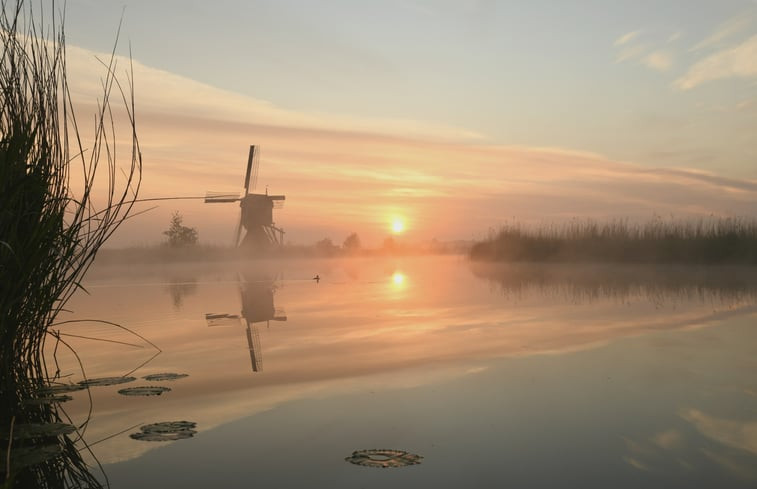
[205,145,285,250]
[240,193,285,248]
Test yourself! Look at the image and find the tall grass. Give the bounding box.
[470,217,757,264]
[0,0,140,485]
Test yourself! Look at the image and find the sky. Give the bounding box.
[54,0,757,246]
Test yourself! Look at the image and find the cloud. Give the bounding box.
[643,51,673,71]
[675,34,757,90]
[615,43,649,63]
[615,30,641,46]
[612,33,670,72]
[691,15,752,52]
[681,408,757,456]
[64,44,484,144]
[652,429,684,450]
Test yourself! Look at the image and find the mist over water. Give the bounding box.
[45,256,757,487]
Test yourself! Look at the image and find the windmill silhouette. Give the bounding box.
[205,272,287,372]
[205,145,285,249]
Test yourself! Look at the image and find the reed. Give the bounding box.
[470,217,757,264]
[0,0,140,485]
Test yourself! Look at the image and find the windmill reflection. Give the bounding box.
[205,273,286,372]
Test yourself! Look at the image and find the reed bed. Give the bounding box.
[470,218,757,264]
[0,0,140,485]
[470,261,757,306]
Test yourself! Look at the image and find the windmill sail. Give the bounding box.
[204,191,240,203]
[243,145,255,195]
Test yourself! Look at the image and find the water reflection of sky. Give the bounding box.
[52,256,757,487]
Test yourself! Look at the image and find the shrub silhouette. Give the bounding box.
[163,212,199,247]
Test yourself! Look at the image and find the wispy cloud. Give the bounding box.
[615,30,641,46]
[681,408,757,456]
[615,43,649,63]
[613,30,675,72]
[615,42,674,73]
[65,44,484,144]
[691,15,752,52]
[643,51,673,71]
[675,34,757,90]
[696,97,757,113]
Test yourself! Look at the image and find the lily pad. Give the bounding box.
[0,444,63,469]
[130,430,196,442]
[345,449,423,468]
[0,422,76,440]
[78,376,136,387]
[141,421,196,433]
[142,373,188,382]
[38,383,86,395]
[129,421,197,442]
[117,386,171,397]
[22,394,73,405]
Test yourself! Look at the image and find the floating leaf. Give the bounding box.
[0,423,76,440]
[117,386,171,396]
[22,394,73,405]
[345,449,423,468]
[130,430,196,442]
[141,421,196,433]
[129,420,197,442]
[78,376,136,387]
[142,373,188,382]
[38,384,85,395]
[1,444,63,469]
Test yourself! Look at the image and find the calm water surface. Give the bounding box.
[51,256,757,488]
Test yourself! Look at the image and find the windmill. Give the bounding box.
[205,272,287,373]
[205,145,285,249]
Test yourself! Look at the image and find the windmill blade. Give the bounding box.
[205,191,241,203]
[233,207,243,246]
[243,145,254,195]
[243,145,261,195]
[205,313,242,327]
[251,146,260,193]
[233,219,243,247]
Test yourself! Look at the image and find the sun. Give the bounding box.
[391,218,405,234]
[392,272,406,286]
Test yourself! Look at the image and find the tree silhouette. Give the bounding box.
[343,232,361,252]
[316,237,339,256]
[163,211,198,247]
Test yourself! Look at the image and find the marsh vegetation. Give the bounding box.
[0,0,140,485]
[470,217,757,264]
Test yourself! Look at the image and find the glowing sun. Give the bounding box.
[392,272,406,286]
[391,218,405,234]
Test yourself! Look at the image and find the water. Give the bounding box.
[48,256,757,488]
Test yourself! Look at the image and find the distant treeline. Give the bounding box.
[470,218,757,264]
